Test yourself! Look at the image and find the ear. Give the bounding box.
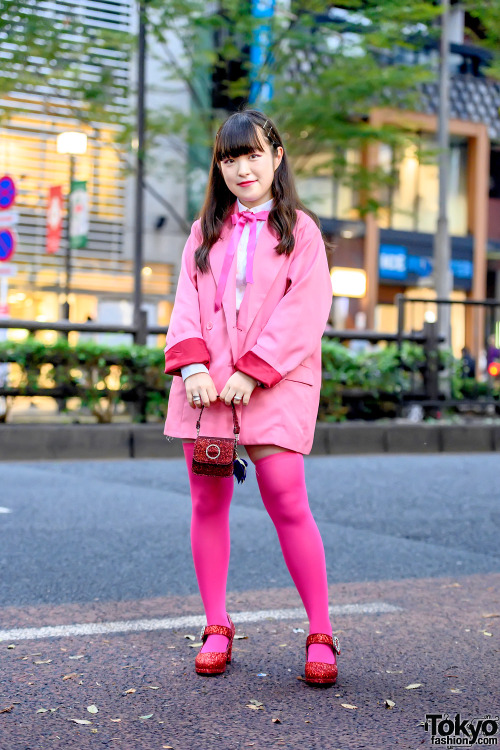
[274,146,284,171]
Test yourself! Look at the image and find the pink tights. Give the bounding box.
[183,444,334,664]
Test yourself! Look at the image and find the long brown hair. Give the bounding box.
[195,109,322,273]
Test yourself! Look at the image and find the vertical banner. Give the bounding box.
[250,0,275,105]
[70,180,88,249]
[47,185,63,254]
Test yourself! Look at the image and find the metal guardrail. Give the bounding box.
[0,318,432,344]
[0,314,498,421]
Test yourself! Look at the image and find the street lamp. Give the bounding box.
[56,131,87,321]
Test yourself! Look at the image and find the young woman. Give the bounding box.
[163,109,340,686]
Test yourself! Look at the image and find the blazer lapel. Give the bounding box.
[236,220,289,337]
[208,213,239,362]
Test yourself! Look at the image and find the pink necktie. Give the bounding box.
[214,209,270,312]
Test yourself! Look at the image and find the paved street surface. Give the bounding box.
[0,454,499,750]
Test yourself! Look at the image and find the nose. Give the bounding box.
[237,158,251,176]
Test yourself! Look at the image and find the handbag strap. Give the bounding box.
[195,402,240,440]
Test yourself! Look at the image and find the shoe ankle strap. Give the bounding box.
[306,633,341,655]
[201,623,233,642]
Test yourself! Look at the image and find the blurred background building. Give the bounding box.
[0,1,499,357]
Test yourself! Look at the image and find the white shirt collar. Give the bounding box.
[237,197,274,213]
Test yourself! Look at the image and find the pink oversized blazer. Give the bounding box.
[163,205,332,454]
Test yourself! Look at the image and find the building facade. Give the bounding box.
[0,0,184,347]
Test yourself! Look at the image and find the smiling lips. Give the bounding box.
[238,180,257,186]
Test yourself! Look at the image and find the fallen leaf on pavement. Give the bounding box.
[69,655,84,660]
[184,635,195,640]
[341,704,357,710]
[188,642,203,648]
[87,705,98,714]
[482,613,500,619]
[70,719,92,725]
[143,686,160,690]
[34,660,52,665]
[405,683,422,689]
[110,719,121,722]
[385,699,395,709]
[36,709,48,713]
[272,717,281,724]
[234,635,248,640]
[483,632,492,637]
[62,673,78,681]
[385,669,403,674]
[139,713,153,719]
[7,645,15,649]
[0,706,14,713]
[123,688,136,695]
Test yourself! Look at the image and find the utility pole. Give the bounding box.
[133,0,147,345]
[63,154,75,324]
[434,0,452,350]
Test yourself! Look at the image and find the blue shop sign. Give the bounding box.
[379,244,473,283]
[379,245,407,280]
[407,255,433,277]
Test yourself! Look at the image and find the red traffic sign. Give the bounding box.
[0,229,16,261]
[0,175,16,210]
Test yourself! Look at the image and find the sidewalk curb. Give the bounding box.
[1,421,499,460]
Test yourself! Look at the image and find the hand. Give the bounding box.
[184,372,218,409]
[219,371,257,406]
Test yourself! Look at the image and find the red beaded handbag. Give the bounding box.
[192,403,247,482]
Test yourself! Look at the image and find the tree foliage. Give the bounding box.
[1,1,498,217]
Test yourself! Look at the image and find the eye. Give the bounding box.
[222,157,234,165]
[249,152,260,159]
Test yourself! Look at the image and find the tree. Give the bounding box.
[1,1,498,222]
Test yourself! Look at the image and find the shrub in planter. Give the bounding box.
[0,339,172,423]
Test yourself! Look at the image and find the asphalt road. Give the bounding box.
[0,454,499,750]
[1,454,499,606]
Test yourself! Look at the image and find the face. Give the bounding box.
[219,131,283,209]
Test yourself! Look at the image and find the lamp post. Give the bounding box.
[56,131,87,321]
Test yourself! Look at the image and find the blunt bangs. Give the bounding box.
[215,114,266,161]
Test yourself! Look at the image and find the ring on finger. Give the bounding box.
[193,394,201,402]
[233,395,242,402]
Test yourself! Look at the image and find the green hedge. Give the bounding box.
[0,337,495,423]
[0,338,171,423]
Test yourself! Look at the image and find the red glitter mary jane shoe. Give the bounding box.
[304,633,341,686]
[195,614,235,675]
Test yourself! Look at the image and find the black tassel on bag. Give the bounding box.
[233,455,248,484]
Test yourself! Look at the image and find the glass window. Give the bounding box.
[378,135,468,236]
[296,176,334,218]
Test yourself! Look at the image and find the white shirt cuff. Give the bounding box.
[181,363,209,381]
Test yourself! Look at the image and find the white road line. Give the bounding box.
[0,601,401,643]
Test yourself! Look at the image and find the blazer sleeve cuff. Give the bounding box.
[164,337,210,376]
[235,351,282,388]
